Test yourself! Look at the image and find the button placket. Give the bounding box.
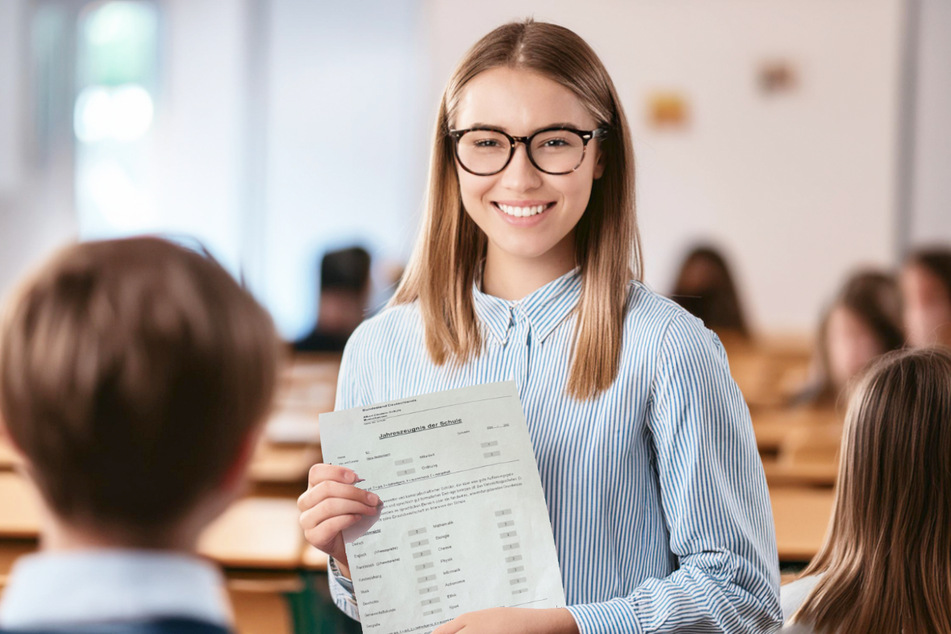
[510,304,533,395]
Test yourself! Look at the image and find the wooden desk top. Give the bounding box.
[0,473,41,538]
[197,497,304,570]
[0,439,21,471]
[301,545,329,571]
[0,474,305,570]
[763,461,838,487]
[752,408,841,453]
[250,441,321,485]
[770,487,835,562]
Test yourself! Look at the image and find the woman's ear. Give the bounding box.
[593,148,606,180]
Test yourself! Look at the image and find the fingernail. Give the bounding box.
[348,472,358,483]
[367,492,380,505]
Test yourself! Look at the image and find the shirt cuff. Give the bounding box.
[566,599,644,634]
[327,557,360,622]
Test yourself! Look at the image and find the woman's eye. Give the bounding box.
[542,138,569,147]
[473,138,503,148]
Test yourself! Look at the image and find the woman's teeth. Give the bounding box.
[496,203,548,218]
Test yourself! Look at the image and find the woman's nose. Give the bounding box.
[500,142,543,191]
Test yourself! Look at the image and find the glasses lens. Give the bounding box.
[530,129,585,174]
[455,130,511,175]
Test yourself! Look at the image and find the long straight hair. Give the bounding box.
[391,19,641,400]
[791,347,951,632]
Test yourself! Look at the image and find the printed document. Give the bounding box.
[319,381,566,633]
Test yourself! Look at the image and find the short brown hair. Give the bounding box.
[793,347,951,631]
[0,237,279,537]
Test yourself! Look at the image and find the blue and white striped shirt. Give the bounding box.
[328,269,781,632]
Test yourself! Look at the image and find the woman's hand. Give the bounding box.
[431,608,578,634]
[298,463,380,576]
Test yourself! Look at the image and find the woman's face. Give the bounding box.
[901,263,951,347]
[452,67,604,276]
[826,305,884,390]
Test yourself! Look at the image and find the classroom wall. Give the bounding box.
[423,0,904,334]
[909,0,951,247]
[261,0,428,337]
[151,0,250,273]
[0,0,78,301]
[2,0,948,337]
[0,0,22,196]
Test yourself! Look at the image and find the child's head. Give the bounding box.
[671,244,749,338]
[816,270,903,397]
[0,237,279,546]
[394,19,640,399]
[901,247,951,348]
[794,347,951,631]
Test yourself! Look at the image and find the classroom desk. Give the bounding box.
[197,497,304,570]
[0,473,304,571]
[0,472,41,538]
[0,439,21,471]
[770,487,834,562]
[250,441,321,485]
[762,461,838,487]
[752,406,841,454]
[301,544,329,571]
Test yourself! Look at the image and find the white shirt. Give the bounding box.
[0,549,232,630]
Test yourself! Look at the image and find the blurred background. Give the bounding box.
[0,0,948,341]
[0,4,949,630]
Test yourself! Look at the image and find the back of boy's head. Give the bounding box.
[0,237,279,538]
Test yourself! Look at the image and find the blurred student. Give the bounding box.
[795,271,904,407]
[0,237,279,633]
[293,246,372,353]
[670,244,750,341]
[781,347,951,632]
[901,246,951,348]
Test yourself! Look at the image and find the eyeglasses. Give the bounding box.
[448,126,608,176]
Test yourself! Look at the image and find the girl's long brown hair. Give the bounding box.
[791,347,951,632]
[391,19,641,400]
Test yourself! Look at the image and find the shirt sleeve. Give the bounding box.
[327,556,361,622]
[323,331,366,622]
[565,312,782,633]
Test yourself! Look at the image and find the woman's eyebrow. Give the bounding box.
[462,122,584,134]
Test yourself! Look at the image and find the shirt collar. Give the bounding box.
[473,268,582,345]
[0,549,232,629]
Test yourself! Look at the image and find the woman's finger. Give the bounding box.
[308,462,359,488]
[298,479,379,512]
[299,496,380,533]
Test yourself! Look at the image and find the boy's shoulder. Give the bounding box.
[0,619,232,634]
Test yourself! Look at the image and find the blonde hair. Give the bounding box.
[792,347,951,632]
[391,19,641,400]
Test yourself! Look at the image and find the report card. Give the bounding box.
[319,381,566,634]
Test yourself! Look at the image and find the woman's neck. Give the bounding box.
[481,248,576,301]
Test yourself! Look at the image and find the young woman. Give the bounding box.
[795,270,904,407]
[670,243,751,341]
[781,347,951,632]
[299,20,781,632]
[901,247,951,349]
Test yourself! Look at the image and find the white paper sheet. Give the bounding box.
[319,381,566,634]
